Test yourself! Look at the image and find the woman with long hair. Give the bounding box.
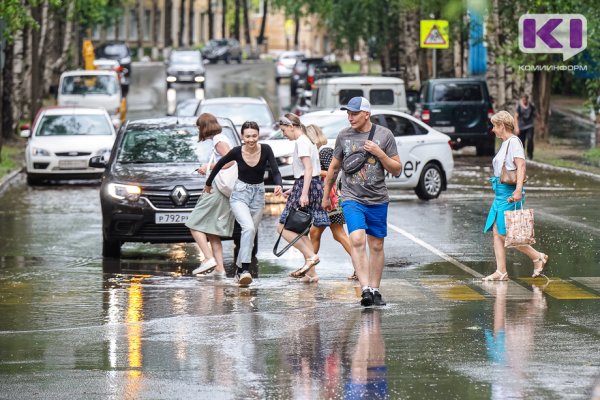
[186,113,236,278]
[277,113,330,282]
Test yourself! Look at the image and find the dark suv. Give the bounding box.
[89,117,254,260]
[201,38,242,64]
[290,57,341,98]
[415,78,495,156]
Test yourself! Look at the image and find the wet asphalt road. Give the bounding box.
[1,62,600,399]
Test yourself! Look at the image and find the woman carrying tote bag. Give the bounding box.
[276,113,330,282]
[482,111,548,281]
[186,113,236,278]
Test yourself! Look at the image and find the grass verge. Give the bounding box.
[0,145,21,180]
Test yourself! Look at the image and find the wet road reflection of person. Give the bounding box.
[484,282,547,398]
[346,309,388,399]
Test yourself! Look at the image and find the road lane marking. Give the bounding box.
[387,223,483,278]
[419,278,485,301]
[520,278,600,300]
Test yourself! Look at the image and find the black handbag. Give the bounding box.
[273,207,313,257]
[342,124,377,175]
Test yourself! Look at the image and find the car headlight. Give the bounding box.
[277,156,293,165]
[194,76,205,83]
[32,147,50,156]
[121,56,131,64]
[167,76,177,82]
[107,183,141,201]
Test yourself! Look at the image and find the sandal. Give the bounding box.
[532,252,549,278]
[290,256,320,278]
[347,271,358,280]
[482,270,509,281]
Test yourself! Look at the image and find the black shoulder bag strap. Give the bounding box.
[367,123,377,144]
[273,224,312,257]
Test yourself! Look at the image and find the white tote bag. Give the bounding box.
[206,152,238,197]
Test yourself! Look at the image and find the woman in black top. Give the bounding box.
[205,121,283,286]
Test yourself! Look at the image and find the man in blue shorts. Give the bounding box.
[321,97,401,306]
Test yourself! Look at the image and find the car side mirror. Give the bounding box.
[20,124,31,138]
[89,156,107,169]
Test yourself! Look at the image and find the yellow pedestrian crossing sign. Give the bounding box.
[420,20,449,49]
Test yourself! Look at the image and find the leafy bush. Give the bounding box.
[583,148,600,166]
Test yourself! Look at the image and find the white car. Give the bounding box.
[262,109,454,200]
[275,51,306,83]
[21,107,117,185]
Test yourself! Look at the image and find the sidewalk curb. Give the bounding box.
[0,168,23,195]
[528,160,600,181]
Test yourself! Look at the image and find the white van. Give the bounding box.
[310,76,409,112]
[57,70,122,127]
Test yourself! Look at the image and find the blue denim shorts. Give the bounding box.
[341,200,389,238]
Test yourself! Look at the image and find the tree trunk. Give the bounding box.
[1,43,15,141]
[358,39,369,74]
[293,14,300,50]
[233,0,240,41]
[533,70,551,142]
[399,11,420,90]
[257,0,267,45]
[178,0,185,46]
[30,3,42,122]
[188,0,194,46]
[222,0,227,38]
[137,1,144,56]
[152,0,159,47]
[164,0,173,47]
[242,0,251,53]
[208,0,214,39]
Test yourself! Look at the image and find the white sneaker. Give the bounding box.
[198,270,226,279]
[192,257,217,275]
[237,272,253,287]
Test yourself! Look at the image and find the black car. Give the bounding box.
[290,57,341,98]
[201,38,242,64]
[94,41,132,81]
[89,117,255,261]
[166,49,206,89]
[415,78,495,156]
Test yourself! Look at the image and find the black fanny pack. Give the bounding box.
[342,124,377,175]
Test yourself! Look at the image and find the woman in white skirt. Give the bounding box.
[186,113,236,278]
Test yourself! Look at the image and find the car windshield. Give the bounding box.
[200,103,273,126]
[96,44,128,58]
[171,51,201,65]
[117,125,237,164]
[61,75,119,95]
[36,114,113,136]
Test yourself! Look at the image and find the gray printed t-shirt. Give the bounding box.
[333,124,398,205]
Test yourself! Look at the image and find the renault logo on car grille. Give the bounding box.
[170,186,189,206]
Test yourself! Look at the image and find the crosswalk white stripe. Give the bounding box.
[387,223,484,278]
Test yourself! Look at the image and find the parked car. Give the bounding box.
[20,107,117,185]
[166,49,206,89]
[57,70,123,127]
[263,109,454,200]
[94,41,132,90]
[275,51,306,83]
[290,57,341,98]
[311,76,409,113]
[195,97,277,139]
[89,117,257,258]
[201,38,242,64]
[414,78,495,156]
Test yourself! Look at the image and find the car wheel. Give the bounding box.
[414,163,443,200]
[225,54,231,64]
[476,139,496,156]
[103,237,122,258]
[237,55,242,64]
[275,76,281,83]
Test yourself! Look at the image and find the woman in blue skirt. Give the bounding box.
[483,111,548,281]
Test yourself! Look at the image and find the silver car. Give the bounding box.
[275,51,306,83]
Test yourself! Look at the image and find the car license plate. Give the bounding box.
[433,126,455,133]
[155,212,190,224]
[58,159,88,169]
